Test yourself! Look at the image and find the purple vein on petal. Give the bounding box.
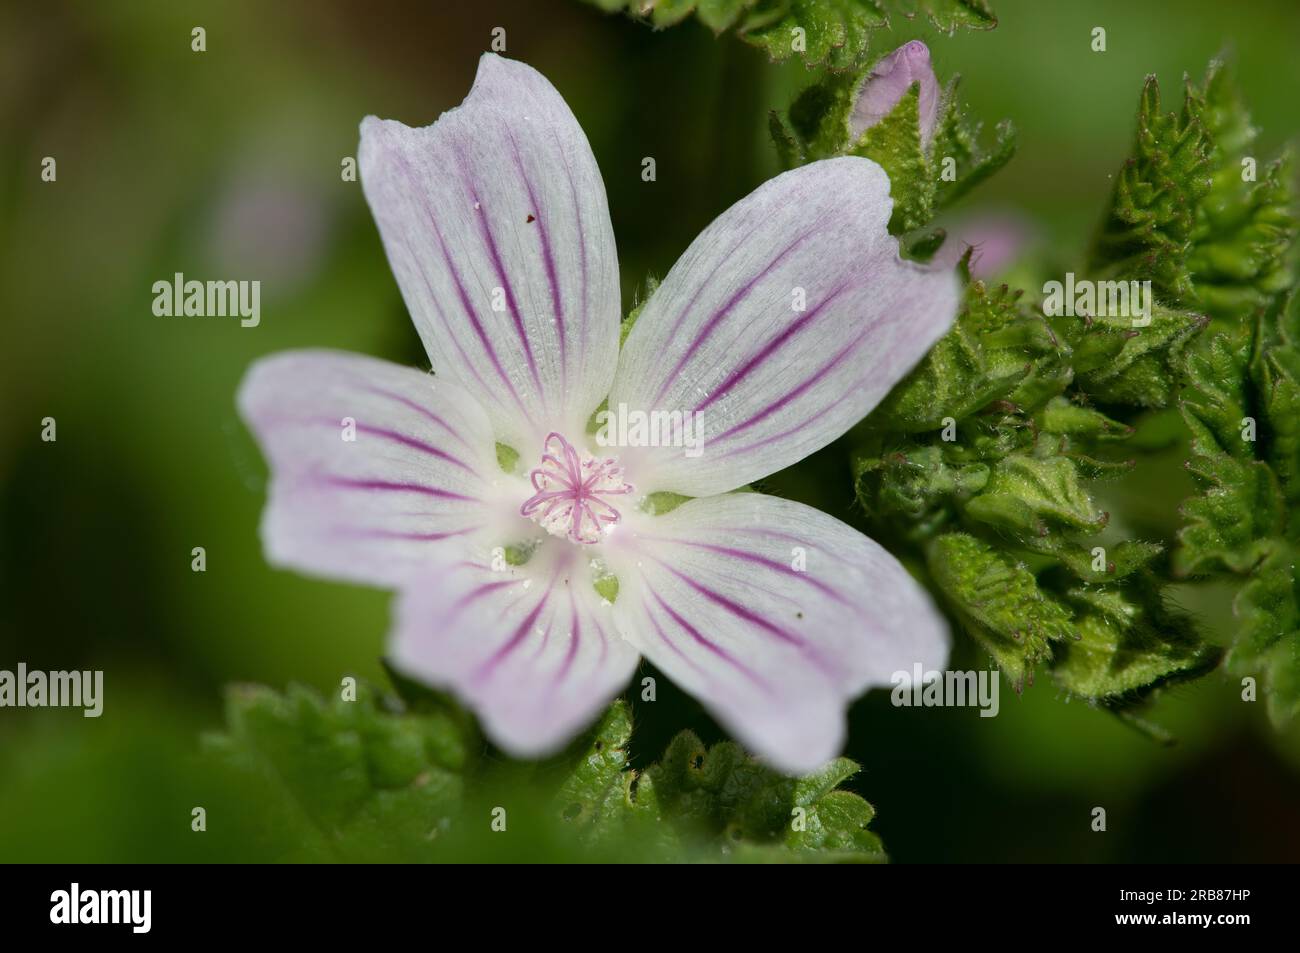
[695,277,857,413]
[336,421,479,474]
[634,536,846,604]
[542,120,590,385]
[657,212,771,348]
[715,381,862,461]
[319,476,479,503]
[657,561,805,647]
[648,558,840,679]
[452,143,545,398]
[451,577,516,613]
[473,588,551,685]
[554,589,583,685]
[398,236,501,417]
[392,152,535,426]
[506,127,567,382]
[331,525,480,543]
[527,613,556,662]
[651,227,817,408]
[259,415,478,476]
[711,311,886,445]
[590,611,610,668]
[357,384,477,453]
[646,586,772,694]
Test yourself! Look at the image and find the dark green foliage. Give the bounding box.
[588,0,996,69]
[203,686,888,862]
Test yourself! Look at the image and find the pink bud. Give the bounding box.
[849,40,942,150]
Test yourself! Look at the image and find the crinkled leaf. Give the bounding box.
[1090,59,1296,324]
[1053,586,1221,702]
[1089,73,1212,305]
[1073,307,1208,408]
[592,0,998,70]
[201,683,468,862]
[931,76,1016,208]
[926,532,1073,687]
[641,731,886,862]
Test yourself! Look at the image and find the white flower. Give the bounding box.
[238,55,958,774]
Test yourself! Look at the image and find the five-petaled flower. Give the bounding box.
[239,54,959,773]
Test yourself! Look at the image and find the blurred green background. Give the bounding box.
[2,0,1299,862]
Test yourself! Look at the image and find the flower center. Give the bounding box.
[520,432,633,545]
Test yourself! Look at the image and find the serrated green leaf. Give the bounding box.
[1089,74,1213,304]
[1227,547,1300,724]
[1090,58,1296,325]
[931,76,1016,208]
[1251,292,1300,501]
[642,731,886,862]
[965,454,1107,538]
[1176,402,1286,577]
[1073,307,1208,408]
[926,532,1074,686]
[201,683,468,862]
[1053,586,1221,702]
[871,279,1050,431]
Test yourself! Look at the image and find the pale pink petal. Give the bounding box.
[390,542,640,755]
[359,54,620,454]
[604,493,949,774]
[609,157,959,497]
[238,350,507,588]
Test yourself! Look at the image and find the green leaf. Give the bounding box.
[1175,332,1287,576]
[201,683,469,862]
[926,532,1074,687]
[201,686,890,862]
[870,279,1051,432]
[550,701,674,851]
[1090,58,1296,324]
[931,76,1017,209]
[744,0,887,71]
[1251,292,1300,502]
[964,454,1107,539]
[855,444,990,539]
[642,731,887,862]
[1052,585,1221,703]
[1174,293,1300,725]
[1089,73,1213,305]
[748,1,996,70]
[1185,61,1297,324]
[1072,306,1209,409]
[1228,547,1300,724]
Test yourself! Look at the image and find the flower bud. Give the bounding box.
[848,40,941,150]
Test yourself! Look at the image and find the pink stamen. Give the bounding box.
[520,432,633,544]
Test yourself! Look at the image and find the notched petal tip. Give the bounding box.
[355,52,622,451]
